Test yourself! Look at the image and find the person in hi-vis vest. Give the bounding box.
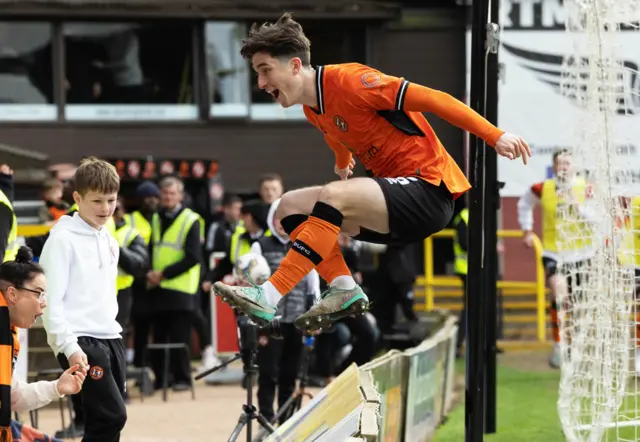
[518,149,597,368]
[146,176,203,391]
[113,197,149,337]
[123,180,160,370]
[0,165,18,263]
[614,196,640,374]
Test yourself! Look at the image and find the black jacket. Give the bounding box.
[0,172,14,259]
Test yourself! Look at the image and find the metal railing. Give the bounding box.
[421,229,548,342]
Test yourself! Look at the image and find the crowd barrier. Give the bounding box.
[266,314,459,442]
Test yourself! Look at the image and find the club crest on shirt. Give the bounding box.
[333,115,348,132]
[361,72,380,88]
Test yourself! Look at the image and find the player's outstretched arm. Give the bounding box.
[403,83,532,164]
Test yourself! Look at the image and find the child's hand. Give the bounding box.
[57,364,87,395]
[68,350,89,371]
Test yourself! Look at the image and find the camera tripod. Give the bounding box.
[195,317,275,442]
[252,334,316,442]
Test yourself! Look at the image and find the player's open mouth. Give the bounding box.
[269,89,280,100]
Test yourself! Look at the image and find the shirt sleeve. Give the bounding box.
[40,233,80,359]
[11,376,63,413]
[402,83,504,147]
[340,64,504,147]
[517,184,542,232]
[324,135,353,170]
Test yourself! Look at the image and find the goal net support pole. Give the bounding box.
[465,0,501,439]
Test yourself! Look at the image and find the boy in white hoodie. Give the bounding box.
[41,157,127,442]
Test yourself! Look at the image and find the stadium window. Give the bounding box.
[205,22,250,118]
[63,22,197,122]
[247,20,367,121]
[0,22,56,121]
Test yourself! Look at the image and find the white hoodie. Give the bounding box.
[41,213,122,358]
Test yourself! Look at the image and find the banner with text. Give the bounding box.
[490,0,640,196]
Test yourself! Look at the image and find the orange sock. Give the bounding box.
[550,300,560,343]
[316,242,352,284]
[281,214,351,286]
[269,203,342,295]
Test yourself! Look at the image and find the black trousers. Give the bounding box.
[57,337,127,442]
[372,274,417,335]
[257,323,303,423]
[116,288,132,340]
[150,311,192,386]
[190,292,211,351]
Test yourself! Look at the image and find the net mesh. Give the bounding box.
[556,1,640,441]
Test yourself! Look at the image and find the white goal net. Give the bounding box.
[555,0,640,441]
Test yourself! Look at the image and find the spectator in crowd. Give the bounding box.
[249,198,321,424]
[203,199,270,286]
[1,246,87,442]
[38,178,70,224]
[370,243,419,337]
[147,176,203,391]
[0,164,17,262]
[112,197,149,348]
[41,157,127,441]
[259,173,284,205]
[0,164,14,204]
[203,193,242,279]
[125,181,160,372]
[196,193,243,373]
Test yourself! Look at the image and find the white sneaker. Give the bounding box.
[549,343,561,369]
[199,346,220,373]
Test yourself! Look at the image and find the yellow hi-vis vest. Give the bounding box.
[540,178,591,253]
[67,203,116,237]
[0,190,18,262]
[452,208,469,276]
[115,224,138,292]
[124,211,152,245]
[619,196,640,268]
[631,197,640,268]
[151,209,201,295]
[229,226,272,265]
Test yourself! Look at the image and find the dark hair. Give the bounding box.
[0,246,44,289]
[241,199,270,231]
[240,12,311,66]
[553,148,571,162]
[259,173,283,187]
[222,194,242,206]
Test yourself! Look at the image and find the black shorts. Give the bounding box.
[354,177,455,246]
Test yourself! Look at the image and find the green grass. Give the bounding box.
[434,357,564,441]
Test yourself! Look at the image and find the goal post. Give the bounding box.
[556,1,640,441]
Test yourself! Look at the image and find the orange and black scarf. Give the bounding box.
[0,294,16,442]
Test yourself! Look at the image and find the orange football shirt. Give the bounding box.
[303,63,505,199]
